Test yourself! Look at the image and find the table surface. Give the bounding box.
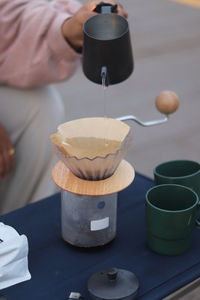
[1,172,200,300]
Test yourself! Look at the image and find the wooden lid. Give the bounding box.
[52,160,135,196]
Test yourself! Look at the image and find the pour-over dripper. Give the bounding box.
[50,117,132,180]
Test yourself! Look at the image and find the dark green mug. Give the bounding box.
[146,184,200,255]
[154,160,200,196]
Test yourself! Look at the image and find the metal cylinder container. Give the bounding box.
[61,191,117,247]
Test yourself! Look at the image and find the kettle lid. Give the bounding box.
[87,267,139,300]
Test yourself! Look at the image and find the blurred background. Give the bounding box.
[55,0,200,178]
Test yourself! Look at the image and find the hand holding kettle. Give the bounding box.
[62,0,128,51]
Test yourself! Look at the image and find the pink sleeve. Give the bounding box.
[0,0,82,88]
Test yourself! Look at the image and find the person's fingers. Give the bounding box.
[116,2,128,18]
[64,0,128,50]
[76,10,96,45]
[8,148,15,170]
[63,9,95,38]
[0,152,7,179]
[2,150,10,175]
[0,153,4,180]
[3,149,15,175]
[79,9,96,24]
[106,1,128,18]
[0,148,15,179]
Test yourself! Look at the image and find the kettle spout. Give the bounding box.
[101,66,109,87]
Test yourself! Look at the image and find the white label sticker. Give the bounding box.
[90,217,109,231]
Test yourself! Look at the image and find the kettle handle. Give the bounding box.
[92,2,118,14]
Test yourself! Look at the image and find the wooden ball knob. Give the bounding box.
[155,90,179,114]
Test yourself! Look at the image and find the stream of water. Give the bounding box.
[102,75,109,147]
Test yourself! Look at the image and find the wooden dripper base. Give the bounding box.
[52,160,135,247]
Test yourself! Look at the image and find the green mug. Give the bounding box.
[146,184,200,255]
[154,160,200,196]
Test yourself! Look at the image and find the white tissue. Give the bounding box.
[0,222,31,289]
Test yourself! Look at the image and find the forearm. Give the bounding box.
[0,0,81,88]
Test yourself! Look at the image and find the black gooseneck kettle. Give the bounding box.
[82,2,134,86]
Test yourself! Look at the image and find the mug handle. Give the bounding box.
[92,2,118,14]
[195,201,200,228]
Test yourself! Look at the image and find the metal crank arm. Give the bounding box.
[116,115,168,127]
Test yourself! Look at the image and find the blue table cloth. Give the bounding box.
[1,173,200,300]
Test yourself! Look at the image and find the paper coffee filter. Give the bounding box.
[58,117,129,141]
[57,117,130,159]
[50,117,132,180]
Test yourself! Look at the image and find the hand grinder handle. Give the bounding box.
[91,2,118,14]
[155,90,180,115]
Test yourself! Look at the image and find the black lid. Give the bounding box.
[87,268,139,300]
